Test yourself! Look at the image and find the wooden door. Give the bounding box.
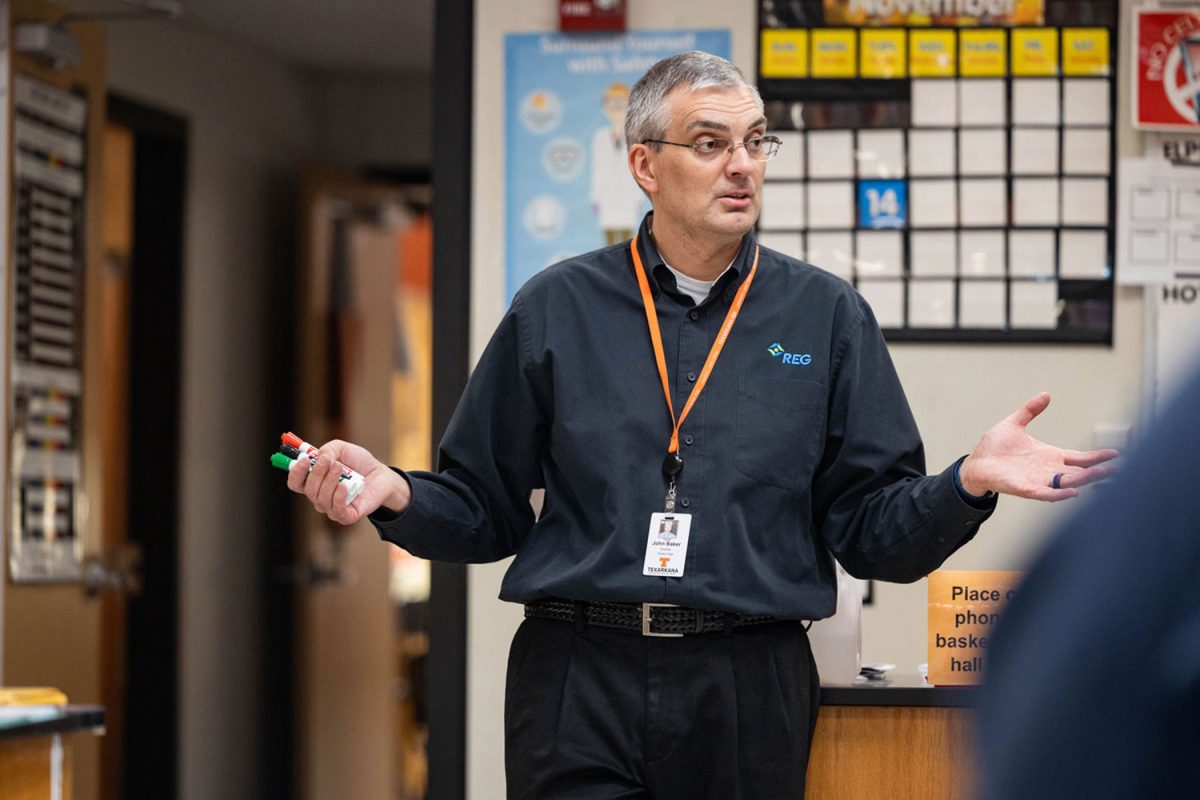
[292,168,432,800]
[95,119,135,800]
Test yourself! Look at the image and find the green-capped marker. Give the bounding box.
[270,452,294,471]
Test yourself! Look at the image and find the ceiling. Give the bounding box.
[66,0,436,73]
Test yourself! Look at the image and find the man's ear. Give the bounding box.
[629,144,658,196]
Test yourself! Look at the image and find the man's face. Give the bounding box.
[641,84,767,243]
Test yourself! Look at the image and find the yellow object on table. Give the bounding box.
[0,688,68,706]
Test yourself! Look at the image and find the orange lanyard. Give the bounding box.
[630,234,759,460]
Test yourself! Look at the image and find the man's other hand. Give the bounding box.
[960,393,1120,502]
[286,439,412,525]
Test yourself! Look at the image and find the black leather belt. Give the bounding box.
[524,599,779,638]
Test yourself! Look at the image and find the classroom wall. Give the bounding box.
[106,20,317,800]
[305,70,433,171]
[469,2,1146,797]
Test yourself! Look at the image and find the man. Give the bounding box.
[289,52,1116,799]
[975,366,1200,800]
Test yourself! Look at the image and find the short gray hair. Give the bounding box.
[625,51,763,150]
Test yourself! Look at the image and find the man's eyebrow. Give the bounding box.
[684,116,768,133]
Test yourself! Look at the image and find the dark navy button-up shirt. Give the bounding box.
[371,213,995,620]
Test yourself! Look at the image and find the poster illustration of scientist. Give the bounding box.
[504,29,731,302]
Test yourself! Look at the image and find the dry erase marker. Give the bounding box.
[273,434,362,503]
[270,448,365,505]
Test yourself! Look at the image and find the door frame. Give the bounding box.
[105,92,186,800]
[429,0,473,796]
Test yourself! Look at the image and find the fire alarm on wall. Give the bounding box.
[560,0,626,33]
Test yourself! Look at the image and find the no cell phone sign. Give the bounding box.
[1135,9,1200,130]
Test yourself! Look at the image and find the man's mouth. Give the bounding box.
[719,191,754,208]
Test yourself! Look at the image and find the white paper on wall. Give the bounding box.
[1009,230,1056,277]
[1059,230,1109,279]
[759,182,806,229]
[910,231,957,277]
[959,280,1006,328]
[909,129,957,176]
[806,230,854,279]
[1011,128,1059,175]
[855,230,903,277]
[911,80,958,127]
[960,230,1006,277]
[806,181,855,229]
[1012,79,1060,126]
[856,129,905,179]
[909,280,956,327]
[909,179,957,227]
[1011,280,1060,329]
[807,130,855,179]
[1013,178,1060,226]
[958,79,1007,127]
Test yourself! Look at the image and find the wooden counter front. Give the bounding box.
[0,706,104,800]
[807,678,976,800]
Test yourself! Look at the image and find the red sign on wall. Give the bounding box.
[1134,9,1200,130]
[560,0,626,32]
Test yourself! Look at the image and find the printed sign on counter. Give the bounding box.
[927,570,1023,686]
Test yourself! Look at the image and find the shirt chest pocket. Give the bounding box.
[735,374,828,493]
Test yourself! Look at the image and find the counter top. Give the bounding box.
[820,674,976,708]
[0,705,105,741]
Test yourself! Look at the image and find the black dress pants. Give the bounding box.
[504,616,821,799]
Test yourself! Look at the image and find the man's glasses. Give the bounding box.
[643,135,783,162]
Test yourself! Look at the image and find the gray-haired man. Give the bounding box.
[290,51,1117,798]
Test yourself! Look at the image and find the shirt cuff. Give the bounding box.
[366,466,413,524]
[953,454,997,509]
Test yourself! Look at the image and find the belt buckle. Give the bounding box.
[641,602,683,638]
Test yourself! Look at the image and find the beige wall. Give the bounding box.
[469,2,1146,796]
[106,19,317,800]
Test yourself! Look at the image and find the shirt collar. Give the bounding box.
[632,212,755,303]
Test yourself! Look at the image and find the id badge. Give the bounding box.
[642,512,692,577]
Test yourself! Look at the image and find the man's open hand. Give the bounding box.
[959,393,1119,502]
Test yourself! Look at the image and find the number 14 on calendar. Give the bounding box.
[859,179,908,229]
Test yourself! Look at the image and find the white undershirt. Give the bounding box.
[662,260,734,306]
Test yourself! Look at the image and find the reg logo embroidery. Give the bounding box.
[768,342,813,366]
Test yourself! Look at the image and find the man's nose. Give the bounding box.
[725,142,754,175]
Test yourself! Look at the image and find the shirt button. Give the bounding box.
[687,371,697,382]
[684,434,695,446]
[680,498,691,508]
[688,310,700,321]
